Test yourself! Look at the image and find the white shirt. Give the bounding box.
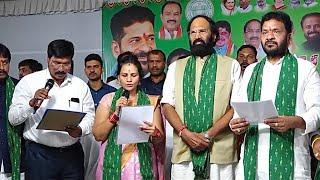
[161,56,241,108]
[232,56,320,180]
[158,27,180,40]
[237,5,253,13]
[9,69,95,147]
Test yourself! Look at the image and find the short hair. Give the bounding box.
[187,15,219,40]
[301,12,320,28]
[84,53,103,66]
[0,43,11,62]
[18,59,43,72]
[261,11,293,34]
[216,20,231,33]
[148,50,166,62]
[161,1,182,14]
[243,19,261,33]
[167,48,190,66]
[110,6,155,42]
[47,39,74,59]
[116,52,143,79]
[237,44,258,58]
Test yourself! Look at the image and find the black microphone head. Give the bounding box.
[122,90,130,99]
[45,79,54,90]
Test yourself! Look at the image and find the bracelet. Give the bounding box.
[178,125,187,137]
[151,127,162,138]
[108,113,119,125]
[312,137,320,149]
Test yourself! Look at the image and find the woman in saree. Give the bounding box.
[93,52,164,180]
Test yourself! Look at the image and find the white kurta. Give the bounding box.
[232,55,320,180]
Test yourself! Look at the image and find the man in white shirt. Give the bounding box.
[230,11,320,180]
[243,19,266,60]
[162,15,241,179]
[9,39,95,180]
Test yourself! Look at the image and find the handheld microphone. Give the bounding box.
[34,79,54,113]
[122,90,130,99]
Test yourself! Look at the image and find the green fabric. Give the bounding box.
[245,53,297,180]
[5,77,22,180]
[103,88,153,180]
[183,54,217,179]
[316,162,320,180]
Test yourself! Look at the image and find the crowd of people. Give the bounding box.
[1,9,320,180]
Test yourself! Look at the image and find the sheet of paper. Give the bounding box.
[231,100,278,125]
[37,109,86,131]
[117,105,154,144]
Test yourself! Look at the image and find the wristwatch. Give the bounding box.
[204,131,213,141]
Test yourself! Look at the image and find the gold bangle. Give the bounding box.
[312,137,320,149]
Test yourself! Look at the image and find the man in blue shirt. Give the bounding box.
[84,54,116,109]
[141,50,166,96]
[0,43,24,180]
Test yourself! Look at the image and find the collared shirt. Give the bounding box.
[9,69,95,148]
[140,75,166,96]
[232,55,320,179]
[88,81,116,109]
[237,5,253,13]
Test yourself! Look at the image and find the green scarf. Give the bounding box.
[5,77,22,180]
[245,53,297,180]
[316,162,320,180]
[103,88,154,180]
[183,54,217,179]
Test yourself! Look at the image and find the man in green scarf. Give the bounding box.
[0,43,24,180]
[161,15,241,179]
[230,12,320,180]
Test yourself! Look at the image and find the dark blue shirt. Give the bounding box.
[88,81,116,109]
[140,75,166,96]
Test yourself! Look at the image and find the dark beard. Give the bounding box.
[262,39,288,58]
[189,38,215,58]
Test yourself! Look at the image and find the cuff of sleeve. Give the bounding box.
[78,122,89,136]
[299,113,317,135]
[160,98,175,107]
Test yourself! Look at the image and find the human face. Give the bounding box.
[48,56,71,85]
[257,0,266,7]
[244,21,261,49]
[19,65,33,79]
[275,0,284,4]
[0,56,9,80]
[119,21,155,76]
[161,3,181,32]
[261,19,289,58]
[85,60,102,81]
[216,27,230,47]
[237,47,256,72]
[147,54,165,77]
[240,0,250,9]
[225,0,235,10]
[302,16,320,41]
[118,63,140,92]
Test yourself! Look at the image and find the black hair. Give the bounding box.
[148,50,166,62]
[261,11,293,34]
[161,1,182,14]
[167,48,190,66]
[116,52,143,80]
[237,44,258,58]
[84,53,103,66]
[110,5,155,42]
[301,12,320,28]
[187,15,219,43]
[18,59,43,72]
[0,43,11,62]
[47,39,74,59]
[243,19,261,33]
[216,20,231,33]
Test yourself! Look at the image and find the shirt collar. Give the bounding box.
[44,68,72,86]
[266,56,284,65]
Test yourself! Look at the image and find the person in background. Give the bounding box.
[255,0,269,11]
[237,0,252,13]
[214,20,237,58]
[236,44,257,77]
[9,39,95,180]
[18,59,42,79]
[166,48,190,67]
[93,52,164,180]
[221,0,237,16]
[159,1,183,40]
[0,43,24,180]
[243,19,266,60]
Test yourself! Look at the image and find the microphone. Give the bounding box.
[34,79,54,113]
[122,90,130,99]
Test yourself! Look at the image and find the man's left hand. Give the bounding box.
[264,116,293,132]
[65,125,82,138]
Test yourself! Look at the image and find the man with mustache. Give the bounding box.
[0,43,24,179]
[18,59,43,80]
[109,5,156,79]
[230,12,320,179]
[236,44,257,77]
[9,39,95,180]
[243,19,266,60]
[140,50,166,96]
[237,0,252,13]
[301,13,320,52]
[162,15,241,179]
[255,0,270,11]
[159,1,182,40]
[214,20,237,58]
